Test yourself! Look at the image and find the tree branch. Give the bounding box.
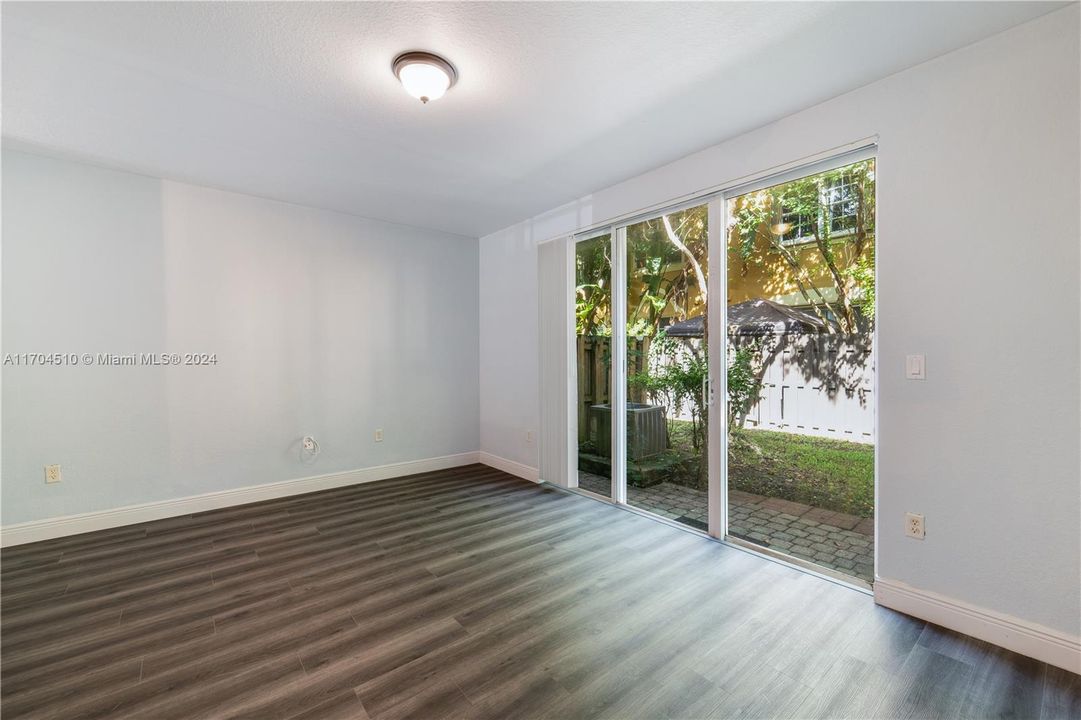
[662,215,707,304]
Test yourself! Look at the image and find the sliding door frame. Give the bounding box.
[572,198,721,531]
[706,197,725,539]
[568,139,878,554]
[716,145,878,586]
[609,227,629,505]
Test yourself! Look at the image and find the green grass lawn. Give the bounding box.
[669,421,874,518]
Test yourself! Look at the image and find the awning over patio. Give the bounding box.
[663,298,831,337]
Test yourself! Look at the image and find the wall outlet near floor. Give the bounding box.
[905,512,925,539]
[374,428,384,442]
[526,430,534,445]
[301,436,318,453]
[44,464,62,484]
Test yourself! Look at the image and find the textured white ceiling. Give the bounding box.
[1,2,1063,237]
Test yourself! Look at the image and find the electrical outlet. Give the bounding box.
[905,512,925,539]
[45,464,62,484]
[302,436,317,452]
[526,431,534,445]
[374,429,384,442]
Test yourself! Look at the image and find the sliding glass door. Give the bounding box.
[571,149,875,586]
[622,204,711,531]
[574,232,613,498]
[573,203,720,533]
[723,157,876,585]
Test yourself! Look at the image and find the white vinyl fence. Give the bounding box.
[732,333,874,444]
[580,331,874,445]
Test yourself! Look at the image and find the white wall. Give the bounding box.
[478,224,539,473]
[478,6,1080,639]
[478,199,592,476]
[2,149,479,526]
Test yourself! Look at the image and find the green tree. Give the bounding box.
[575,235,612,336]
[629,331,709,486]
[626,206,708,339]
[726,345,761,429]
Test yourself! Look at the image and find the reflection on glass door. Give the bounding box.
[622,205,710,530]
[724,158,876,584]
[575,233,613,498]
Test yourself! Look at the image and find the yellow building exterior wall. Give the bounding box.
[726,233,873,307]
[631,232,873,328]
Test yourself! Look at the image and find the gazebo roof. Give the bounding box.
[663,298,831,337]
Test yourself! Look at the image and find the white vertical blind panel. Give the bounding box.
[538,236,574,487]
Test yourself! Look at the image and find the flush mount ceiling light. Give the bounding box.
[392,51,457,104]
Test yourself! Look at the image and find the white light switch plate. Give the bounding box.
[905,354,926,380]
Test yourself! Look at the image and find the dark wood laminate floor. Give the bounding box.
[2,465,1078,720]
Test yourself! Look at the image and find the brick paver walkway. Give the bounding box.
[578,472,873,584]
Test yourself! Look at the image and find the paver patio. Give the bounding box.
[577,471,873,585]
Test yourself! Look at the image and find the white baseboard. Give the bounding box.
[478,451,540,483]
[874,577,1081,674]
[1,451,480,548]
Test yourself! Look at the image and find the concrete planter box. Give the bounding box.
[589,402,667,460]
